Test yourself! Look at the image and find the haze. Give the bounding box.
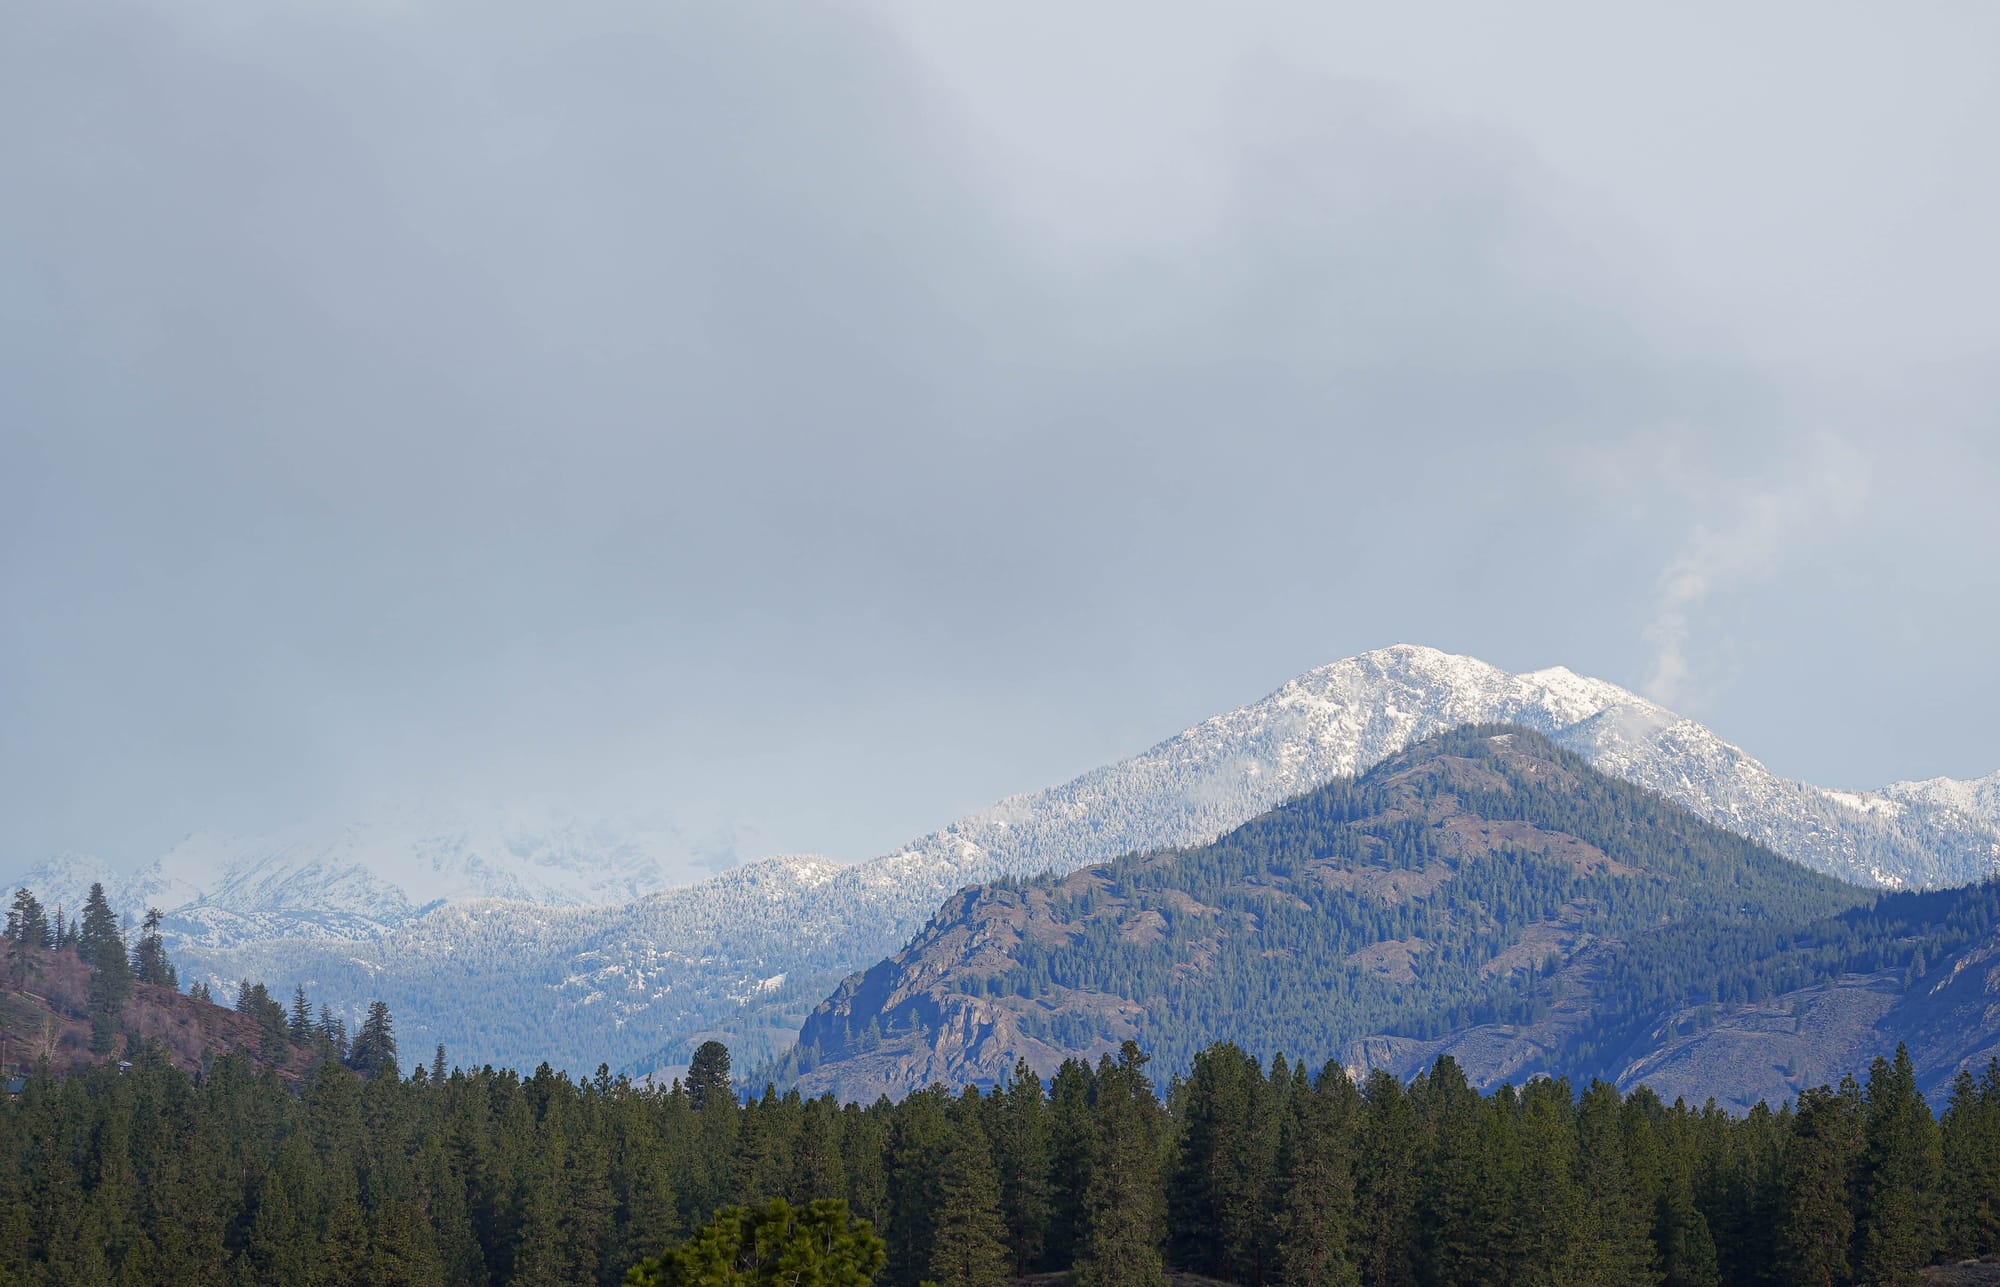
[3,2,1995,873]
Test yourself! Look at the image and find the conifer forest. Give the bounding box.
[5,1010,2000,1285]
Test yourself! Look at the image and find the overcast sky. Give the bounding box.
[3,1,1996,871]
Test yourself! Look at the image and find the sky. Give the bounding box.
[3,1,1997,874]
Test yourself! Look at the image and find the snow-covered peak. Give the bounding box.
[1881,770,2000,828]
[138,643,2000,1076]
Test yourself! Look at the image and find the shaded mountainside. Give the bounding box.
[786,727,2000,1107]
[28,645,1995,1078]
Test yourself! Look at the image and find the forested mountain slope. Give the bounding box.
[20,645,1995,1077]
[786,727,2000,1107]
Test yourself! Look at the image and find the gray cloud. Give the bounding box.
[3,2,1996,869]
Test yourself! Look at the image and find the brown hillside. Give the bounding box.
[2,944,309,1083]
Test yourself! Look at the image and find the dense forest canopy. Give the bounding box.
[3,1033,1998,1286]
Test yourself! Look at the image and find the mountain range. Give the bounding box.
[8,645,1998,1076]
[782,726,2000,1110]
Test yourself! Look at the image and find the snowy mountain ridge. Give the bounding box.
[8,645,1996,1075]
[7,806,768,947]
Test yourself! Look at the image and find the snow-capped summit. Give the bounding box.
[11,644,1996,1078]
[850,643,1995,900]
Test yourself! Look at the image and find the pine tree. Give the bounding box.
[288,985,314,1041]
[1274,1060,1361,1287]
[1043,1058,1097,1272]
[5,934,43,989]
[1575,1079,1661,1285]
[318,1009,351,1061]
[734,1093,780,1205]
[625,1198,886,1287]
[1074,1043,1166,1287]
[687,1041,734,1113]
[51,905,76,951]
[1514,1077,1588,1286]
[349,999,399,1078]
[78,882,130,1053]
[433,1043,449,1084]
[1416,1055,1492,1285]
[992,1059,1050,1275]
[77,883,124,972]
[1855,1046,1942,1287]
[1941,1060,2000,1258]
[1655,1132,1721,1287]
[787,1096,847,1207]
[886,1084,951,1286]
[1170,1042,1278,1283]
[927,1103,1010,1287]
[129,907,176,987]
[1354,1069,1421,1287]
[1777,1080,1862,1287]
[7,888,51,948]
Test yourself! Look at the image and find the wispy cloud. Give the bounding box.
[1644,437,1870,707]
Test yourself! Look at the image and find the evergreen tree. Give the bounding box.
[434,1042,450,1084]
[51,905,76,951]
[1854,1046,1942,1287]
[1940,1060,2000,1259]
[626,1198,886,1287]
[886,1085,950,1286]
[1415,1055,1493,1285]
[129,907,175,987]
[1777,1080,1863,1287]
[992,1059,1050,1275]
[1273,1060,1360,1287]
[1654,1119,1722,1287]
[5,933,43,989]
[7,888,52,948]
[1171,1041,1278,1283]
[927,1103,1010,1287]
[1043,1058,1097,1273]
[1075,1042,1166,1287]
[1575,1078,1662,1285]
[787,1096,847,1207]
[77,882,130,1053]
[1354,1068,1421,1287]
[1514,1077,1588,1287]
[318,1009,351,1061]
[288,985,314,1041]
[77,883,124,973]
[687,1041,734,1113]
[349,999,399,1078]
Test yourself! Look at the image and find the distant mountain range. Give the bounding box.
[781,726,2000,1109]
[8,805,765,947]
[7,645,1998,1075]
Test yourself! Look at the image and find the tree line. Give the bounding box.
[3,1029,1998,1286]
